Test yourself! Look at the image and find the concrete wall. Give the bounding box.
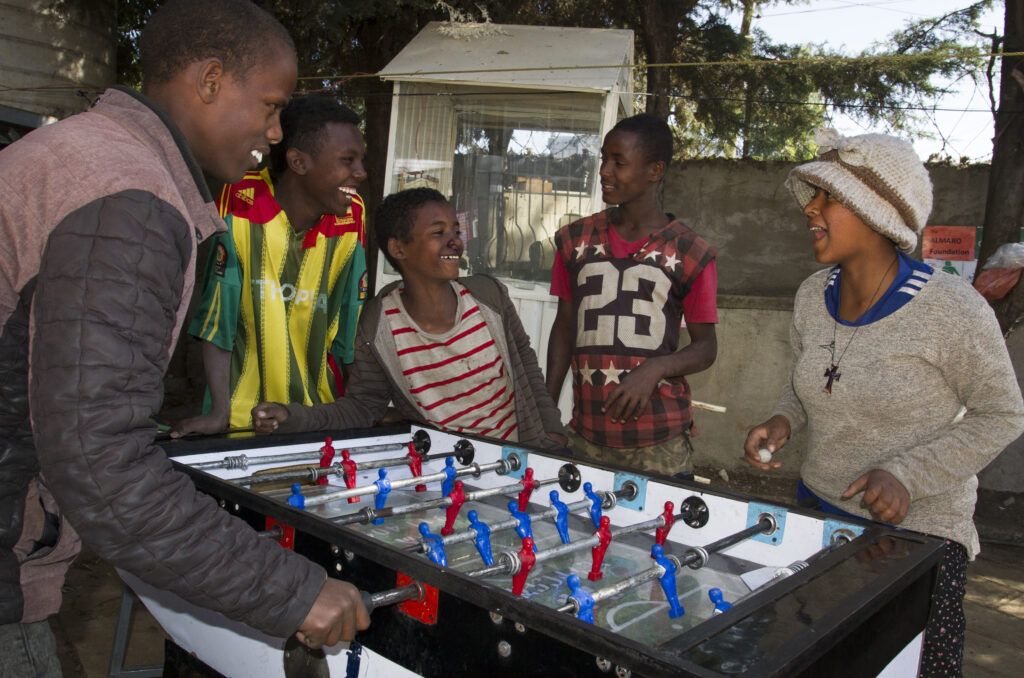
[666,160,992,296]
[665,159,1023,493]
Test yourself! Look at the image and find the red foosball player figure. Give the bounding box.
[512,537,536,596]
[588,516,613,582]
[440,480,466,536]
[517,467,538,511]
[317,437,336,486]
[341,449,360,503]
[407,441,427,492]
[654,500,676,547]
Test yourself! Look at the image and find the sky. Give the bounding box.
[740,0,1005,162]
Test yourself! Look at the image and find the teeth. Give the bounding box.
[338,186,357,195]
[810,227,825,233]
[441,255,460,260]
[251,150,263,163]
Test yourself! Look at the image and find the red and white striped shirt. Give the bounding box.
[382,282,519,441]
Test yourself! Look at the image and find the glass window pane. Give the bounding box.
[388,82,604,282]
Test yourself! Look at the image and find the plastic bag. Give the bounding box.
[974,243,1024,301]
[982,243,1024,270]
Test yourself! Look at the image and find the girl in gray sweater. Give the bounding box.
[744,129,1024,677]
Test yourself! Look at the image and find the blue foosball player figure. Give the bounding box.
[418,522,447,566]
[508,500,537,552]
[287,483,305,509]
[652,543,685,619]
[372,468,392,524]
[709,587,733,615]
[440,456,457,500]
[549,490,571,544]
[565,574,595,624]
[583,482,603,529]
[467,509,493,566]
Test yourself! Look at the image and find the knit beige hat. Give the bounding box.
[786,129,933,252]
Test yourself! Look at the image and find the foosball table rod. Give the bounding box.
[192,429,431,471]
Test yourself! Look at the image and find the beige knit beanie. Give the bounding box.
[786,129,933,252]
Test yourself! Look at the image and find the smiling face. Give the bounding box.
[190,46,297,183]
[599,130,664,206]
[292,122,367,218]
[803,188,882,265]
[387,201,463,283]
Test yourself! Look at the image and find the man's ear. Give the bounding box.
[387,237,405,263]
[195,58,226,104]
[287,147,309,175]
[648,159,666,184]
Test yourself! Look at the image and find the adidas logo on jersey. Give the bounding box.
[236,187,255,206]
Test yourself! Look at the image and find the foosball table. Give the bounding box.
[135,425,945,677]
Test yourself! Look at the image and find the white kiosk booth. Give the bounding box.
[377,21,635,414]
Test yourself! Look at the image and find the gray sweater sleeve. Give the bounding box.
[877,298,1024,500]
[772,298,809,433]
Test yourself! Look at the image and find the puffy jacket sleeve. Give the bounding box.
[495,280,565,445]
[282,309,393,432]
[29,190,325,637]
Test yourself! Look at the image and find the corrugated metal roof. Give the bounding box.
[379,22,633,93]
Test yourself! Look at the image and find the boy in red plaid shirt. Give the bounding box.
[546,114,718,477]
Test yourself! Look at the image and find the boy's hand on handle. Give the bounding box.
[841,469,910,525]
[252,402,289,434]
[295,578,370,649]
[743,415,791,470]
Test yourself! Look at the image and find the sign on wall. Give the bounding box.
[922,225,978,281]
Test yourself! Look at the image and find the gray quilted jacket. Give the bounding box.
[0,87,324,634]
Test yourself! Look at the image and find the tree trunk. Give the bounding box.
[637,1,693,120]
[739,0,757,158]
[978,0,1024,332]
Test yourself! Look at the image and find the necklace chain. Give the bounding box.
[824,255,898,394]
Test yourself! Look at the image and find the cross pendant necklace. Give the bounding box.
[823,363,841,394]
[822,255,898,395]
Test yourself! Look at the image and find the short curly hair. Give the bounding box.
[140,0,295,87]
[374,188,449,270]
[610,113,673,167]
[269,94,361,176]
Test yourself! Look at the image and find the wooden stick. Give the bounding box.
[692,400,727,414]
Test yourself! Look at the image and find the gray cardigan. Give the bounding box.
[773,268,1024,558]
[283,275,566,449]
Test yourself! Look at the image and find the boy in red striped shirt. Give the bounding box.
[253,188,566,449]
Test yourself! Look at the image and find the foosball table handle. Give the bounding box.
[360,581,425,614]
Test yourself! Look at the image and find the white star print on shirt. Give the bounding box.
[578,364,596,385]
[592,243,607,256]
[574,242,588,259]
[644,250,660,262]
[662,252,679,270]
[602,362,626,384]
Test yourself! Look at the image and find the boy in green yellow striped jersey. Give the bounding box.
[174,94,368,435]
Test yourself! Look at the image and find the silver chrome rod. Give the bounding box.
[303,459,509,507]
[556,557,678,613]
[231,466,335,486]
[364,582,424,613]
[231,447,461,487]
[678,517,774,569]
[191,441,412,471]
[463,512,678,577]
[334,475,559,527]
